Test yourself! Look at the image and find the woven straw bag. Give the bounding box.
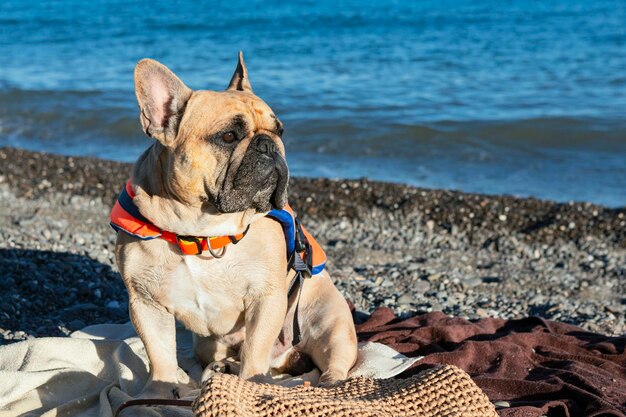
[193,364,498,417]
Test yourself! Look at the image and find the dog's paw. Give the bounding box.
[201,359,240,384]
[318,369,346,387]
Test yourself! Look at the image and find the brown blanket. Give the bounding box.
[356,308,626,417]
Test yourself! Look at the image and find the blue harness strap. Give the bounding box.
[117,185,151,224]
[267,209,297,255]
[267,208,325,275]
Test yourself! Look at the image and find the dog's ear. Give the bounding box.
[134,59,192,144]
[226,51,253,93]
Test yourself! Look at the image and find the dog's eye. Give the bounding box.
[222,132,236,143]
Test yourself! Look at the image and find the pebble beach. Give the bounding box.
[0,147,624,344]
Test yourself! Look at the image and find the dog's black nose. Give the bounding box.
[254,134,277,155]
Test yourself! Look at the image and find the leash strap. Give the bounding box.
[114,398,192,417]
[287,218,313,346]
[288,257,306,345]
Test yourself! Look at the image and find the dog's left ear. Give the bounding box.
[226,51,253,93]
[134,59,192,144]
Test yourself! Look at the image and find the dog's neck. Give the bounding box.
[129,144,264,237]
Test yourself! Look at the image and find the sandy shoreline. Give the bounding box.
[0,147,624,342]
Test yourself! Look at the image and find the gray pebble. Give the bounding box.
[397,293,414,304]
[464,278,483,288]
[413,280,431,293]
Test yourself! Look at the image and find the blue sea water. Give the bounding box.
[1,0,625,206]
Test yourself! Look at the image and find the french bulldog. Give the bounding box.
[114,52,357,398]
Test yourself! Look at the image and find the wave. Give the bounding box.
[2,88,626,162]
[284,117,626,158]
[0,88,140,145]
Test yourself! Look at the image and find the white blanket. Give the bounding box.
[0,323,421,417]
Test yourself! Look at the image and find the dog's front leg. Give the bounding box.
[239,292,287,381]
[129,296,180,398]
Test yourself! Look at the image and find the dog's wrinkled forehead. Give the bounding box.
[180,91,284,141]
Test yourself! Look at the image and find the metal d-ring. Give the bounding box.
[206,240,227,258]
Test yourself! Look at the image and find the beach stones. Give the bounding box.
[0,147,624,343]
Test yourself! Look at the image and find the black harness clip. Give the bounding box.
[293,217,313,279]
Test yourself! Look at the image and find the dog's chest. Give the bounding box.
[157,256,250,336]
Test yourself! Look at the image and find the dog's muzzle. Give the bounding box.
[214,134,289,213]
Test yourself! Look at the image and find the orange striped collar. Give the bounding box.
[110,181,247,256]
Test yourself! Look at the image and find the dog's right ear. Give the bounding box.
[134,59,192,144]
